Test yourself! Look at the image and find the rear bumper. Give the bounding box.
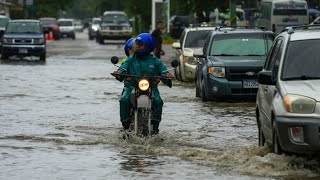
[2,44,46,56]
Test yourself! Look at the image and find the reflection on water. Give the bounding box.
[1,59,46,65]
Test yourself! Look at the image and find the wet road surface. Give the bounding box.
[1,31,320,179]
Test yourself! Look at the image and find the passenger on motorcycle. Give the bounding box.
[113,33,173,134]
[121,38,135,64]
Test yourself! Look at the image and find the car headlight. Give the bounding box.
[284,94,316,114]
[183,56,197,65]
[208,67,225,78]
[92,26,98,31]
[138,79,149,91]
[33,38,44,44]
[3,38,13,43]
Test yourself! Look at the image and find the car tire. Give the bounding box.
[89,35,94,40]
[40,52,46,61]
[174,66,181,81]
[272,120,282,155]
[196,79,200,97]
[257,114,265,146]
[99,36,104,44]
[201,80,208,102]
[72,34,76,40]
[1,53,8,60]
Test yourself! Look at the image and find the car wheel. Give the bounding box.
[72,34,76,40]
[196,79,200,97]
[40,52,46,61]
[272,120,282,155]
[174,66,181,81]
[1,53,8,60]
[201,80,208,102]
[257,114,265,146]
[99,37,104,44]
[89,35,94,40]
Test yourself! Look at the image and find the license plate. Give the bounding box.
[243,80,258,88]
[19,48,28,54]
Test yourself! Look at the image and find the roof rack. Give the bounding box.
[189,22,216,28]
[282,24,320,34]
[215,26,267,31]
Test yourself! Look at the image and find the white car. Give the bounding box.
[58,18,76,40]
[172,24,216,82]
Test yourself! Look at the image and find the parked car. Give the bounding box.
[39,17,60,40]
[96,11,132,44]
[88,17,101,40]
[256,25,320,155]
[0,15,10,48]
[194,27,275,101]
[170,15,190,39]
[58,18,76,40]
[172,24,216,82]
[74,20,84,32]
[1,20,46,61]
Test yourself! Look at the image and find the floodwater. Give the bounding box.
[1,31,320,180]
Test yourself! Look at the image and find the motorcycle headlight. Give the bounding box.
[284,95,316,114]
[33,38,44,44]
[138,79,150,91]
[208,67,225,78]
[3,38,13,43]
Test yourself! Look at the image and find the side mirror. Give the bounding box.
[171,60,179,68]
[193,48,204,58]
[111,56,119,64]
[258,71,275,85]
[172,42,181,49]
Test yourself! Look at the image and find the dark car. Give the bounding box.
[194,27,274,101]
[170,15,190,39]
[0,15,10,48]
[39,17,60,40]
[1,20,46,61]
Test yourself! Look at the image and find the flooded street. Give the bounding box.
[1,31,320,180]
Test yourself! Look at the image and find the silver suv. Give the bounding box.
[172,24,216,82]
[97,11,132,44]
[256,25,320,155]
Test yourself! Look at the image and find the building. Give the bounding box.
[0,0,13,17]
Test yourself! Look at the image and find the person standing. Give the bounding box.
[151,20,164,59]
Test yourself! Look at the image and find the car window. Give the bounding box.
[102,14,128,23]
[184,30,211,48]
[6,22,41,34]
[59,21,73,26]
[40,19,57,25]
[282,39,320,80]
[266,38,283,71]
[0,17,9,27]
[210,33,274,56]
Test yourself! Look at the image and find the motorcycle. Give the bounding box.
[111,56,178,138]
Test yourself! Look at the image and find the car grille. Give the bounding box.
[14,39,33,44]
[110,26,122,30]
[231,88,258,94]
[226,67,262,81]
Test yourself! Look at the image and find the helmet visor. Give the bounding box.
[133,43,146,52]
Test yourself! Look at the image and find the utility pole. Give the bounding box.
[230,0,237,26]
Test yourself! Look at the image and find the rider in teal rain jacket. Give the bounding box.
[114,33,173,134]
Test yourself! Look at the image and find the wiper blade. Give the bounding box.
[284,75,320,80]
[214,54,237,56]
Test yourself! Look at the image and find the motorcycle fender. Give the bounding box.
[137,95,152,108]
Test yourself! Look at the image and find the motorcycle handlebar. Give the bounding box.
[110,73,173,80]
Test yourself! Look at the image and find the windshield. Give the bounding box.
[40,19,57,25]
[282,40,320,80]
[0,18,9,27]
[102,14,128,23]
[210,33,274,56]
[184,30,211,48]
[93,20,100,25]
[58,21,73,26]
[6,22,41,34]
